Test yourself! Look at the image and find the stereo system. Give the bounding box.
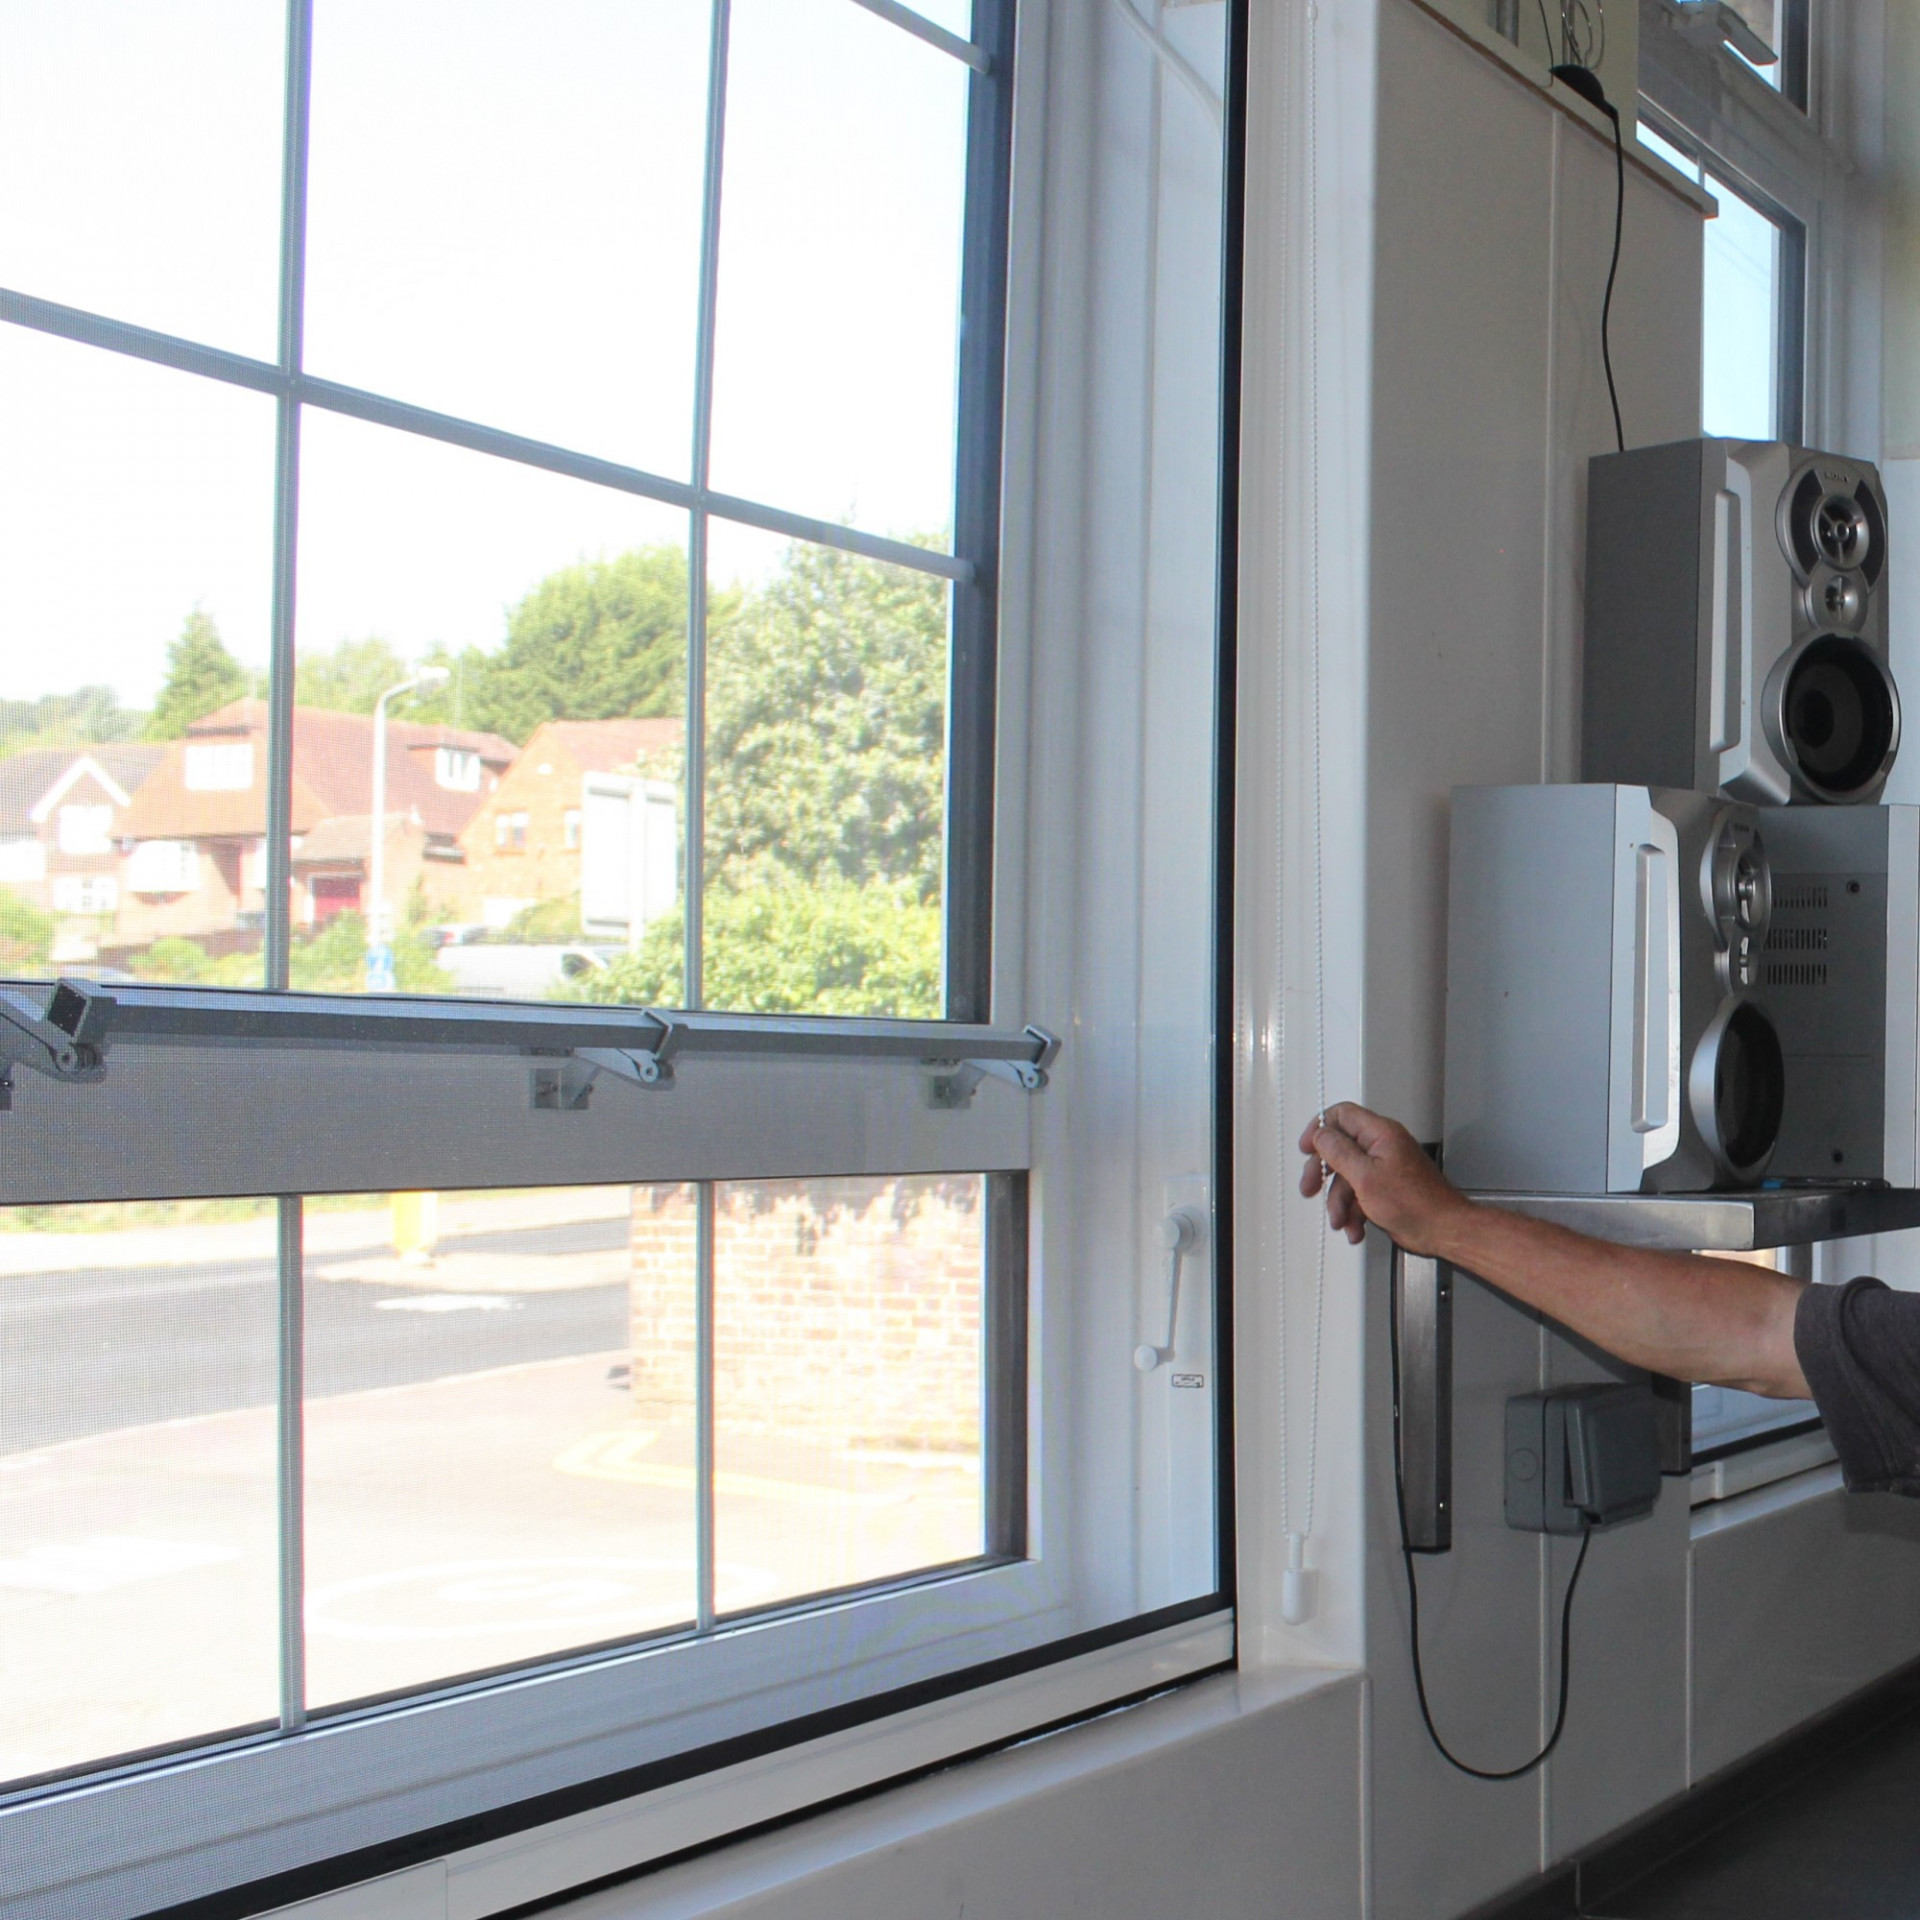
[1440,438,1917,1197]
[1584,438,1898,806]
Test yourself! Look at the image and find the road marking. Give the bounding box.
[0,1535,240,1595]
[551,1430,911,1507]
[373,1294,522,1313]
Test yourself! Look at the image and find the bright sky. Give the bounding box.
[0,0,974,707]
[1636,122,1781,442]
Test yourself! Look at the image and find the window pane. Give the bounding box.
[0,3,284,356]
[713,1175,987,1613]
[304,1,709,478]
[696,523,950,1017]
[304,1183,695,1711]
[709,0,969,540]
[289,410,688,1002]
[0,327,276,991]
[1692,1382,1818,1454]
[0,1201,278,1786]
[1701,172,1782,441]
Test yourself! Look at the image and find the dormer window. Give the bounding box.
[183,742,254,791]
[435,746,481,791]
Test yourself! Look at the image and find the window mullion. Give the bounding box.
[695,1180,718,1632]
[263,0,312,993]
[277,1194,308,1730]
[685,0,733,1013]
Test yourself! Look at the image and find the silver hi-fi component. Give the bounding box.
[1758,804,1920,1186]
[1584,439,1898,805]
[1444,785,1782,1194]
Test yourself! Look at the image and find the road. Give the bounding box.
[0,1215,633,1454]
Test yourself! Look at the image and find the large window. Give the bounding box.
[0,4,1237,1916]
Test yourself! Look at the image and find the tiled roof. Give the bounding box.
[0,744,164,836]
[124,702,515,842]
[525,717,684,771]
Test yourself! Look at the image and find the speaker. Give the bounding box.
[1758,803,1920,1186]
[1444,784,1783,1193]
[1584,439,1898,805]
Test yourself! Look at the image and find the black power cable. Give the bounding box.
[1387,1262,1593,1781]
[1550,61,1628,454]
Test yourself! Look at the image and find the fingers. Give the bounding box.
[1324,1101,1402,1154]
[1312,1123,1371,1188]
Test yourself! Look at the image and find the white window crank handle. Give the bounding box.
[1135,1206,1203,1371]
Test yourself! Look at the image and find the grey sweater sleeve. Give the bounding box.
[1794,1276,1920,1497]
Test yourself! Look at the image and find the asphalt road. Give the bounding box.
[0,1216,632,1455]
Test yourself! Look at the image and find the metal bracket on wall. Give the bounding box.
[925,1025,1061,1109]
[1394,1244,1454,1553]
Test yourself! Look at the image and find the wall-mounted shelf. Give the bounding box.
[1465,1186,1920,1252]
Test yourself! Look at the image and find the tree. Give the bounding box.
[293,636,412,715]
[0,686,143,759]
[704,540,947,899]
[145,611,251,741]
[0,887,54,969]
[461,546,692,743]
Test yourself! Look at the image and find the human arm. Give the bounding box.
[1299,1102,1810,1399]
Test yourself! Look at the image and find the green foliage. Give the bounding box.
[705,541,947,900]
[573,876,940,1019]
[496,894,583,944]
[145,610,252,741]
[294,636,413,715]
[0,686,144,759]
[0,886,54,967]
[457,546,693,744]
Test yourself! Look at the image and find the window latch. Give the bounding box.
[531,1012,682,1110]
[925,1025,1060,1109]
[0,981,113,1108]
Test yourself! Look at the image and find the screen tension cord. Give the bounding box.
[1387,1260,1593,1780]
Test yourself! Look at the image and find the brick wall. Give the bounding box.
[628,1175,986,1453]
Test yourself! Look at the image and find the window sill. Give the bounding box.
[268,1611,1245,1920]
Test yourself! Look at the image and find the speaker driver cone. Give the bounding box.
[1689,998,1785,1185]
[1767,633,1900,800]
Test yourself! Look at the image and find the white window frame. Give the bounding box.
[183,739,258,793]
[54,802,113,856]
[0,1,1240,1914]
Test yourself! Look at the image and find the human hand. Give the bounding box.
[1298,1102,1471,1253]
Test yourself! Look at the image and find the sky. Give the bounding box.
[0,0,977,708]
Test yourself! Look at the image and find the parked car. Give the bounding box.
[432,942,620,998]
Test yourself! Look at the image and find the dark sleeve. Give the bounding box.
[1794,1276,1920,1496]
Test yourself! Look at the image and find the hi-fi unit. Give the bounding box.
[1584,439,1898,806]
[1760,803,1920,1186]
[1444,784,1783,1194]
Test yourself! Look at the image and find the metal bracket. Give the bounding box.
[0,982,112,1100]
[1392,1244,1454,1554]
[925,1025,1060,1110]
[529,1012,681,1110]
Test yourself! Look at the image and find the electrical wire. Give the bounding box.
[1599,91,1626,453]
[1103,0,1224,131]
[1387,1266,1593,1780]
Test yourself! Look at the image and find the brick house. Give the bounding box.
[0,744,164,960]
[114,700,514,951]
[455,716,681,930]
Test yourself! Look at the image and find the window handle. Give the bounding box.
[1135,1206,1203,1371]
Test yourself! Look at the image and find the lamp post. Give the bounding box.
[366,665,450,991]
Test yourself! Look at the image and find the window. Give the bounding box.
[435,745,481,792]
[55,803,112,856]
[0,4,1235,1915]
[50,874,116,915]
[183,740,256,792]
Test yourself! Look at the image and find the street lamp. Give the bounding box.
[366,664,451,990]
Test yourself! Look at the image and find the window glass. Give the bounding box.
[304,1183,694,1710]
[708,0,970,542]
[1701,171,1783,441]
[0,1,284,356]
[688,522,952,1019]
[304,0,710,478]
[287,410,688,999]
[0,1201,279,1788]
[0,325,275,989]
[712,1174,988,1612]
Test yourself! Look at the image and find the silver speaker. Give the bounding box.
[1444,784,1783,1193]
[1584,439,1898,805]
[1758,803,1920,1186]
